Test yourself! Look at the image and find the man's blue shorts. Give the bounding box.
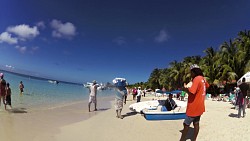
[183,115,201,126]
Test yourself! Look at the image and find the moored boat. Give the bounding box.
[142,106,186,120]
[129,100,187,113]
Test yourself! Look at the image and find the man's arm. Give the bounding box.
[183,83,193,95]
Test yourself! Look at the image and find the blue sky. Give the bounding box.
[0,0,250,84]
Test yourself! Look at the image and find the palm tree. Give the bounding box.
[147,68,161,89]
[201,47,220,84]
[168,60,183,89]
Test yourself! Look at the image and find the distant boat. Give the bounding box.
[83,82,94,88]
[48,80,59,84]
[83,82,106,90]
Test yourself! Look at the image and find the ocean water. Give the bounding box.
[2,72,115,110]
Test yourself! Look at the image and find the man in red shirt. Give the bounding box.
[180,64,209,141]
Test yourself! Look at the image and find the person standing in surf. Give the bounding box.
[5,83,12,110]
[0,73,7,107]
[88,80,98,112]
[19,81,24,95]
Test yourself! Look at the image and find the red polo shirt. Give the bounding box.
[186,76,209,117]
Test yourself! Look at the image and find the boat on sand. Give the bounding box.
[129,100,187,120]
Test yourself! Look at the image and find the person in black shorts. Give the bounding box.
[5,83,12,110]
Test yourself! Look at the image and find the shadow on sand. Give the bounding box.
[123,111,138,118]
[7,108,28,114]
[96,108,110,111]
[228,113,238,118]
[179,127,195,141]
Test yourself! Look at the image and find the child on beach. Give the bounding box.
[5,83,12,110]
[19,81,24,95]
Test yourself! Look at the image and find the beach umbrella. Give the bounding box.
[237,71,250,86]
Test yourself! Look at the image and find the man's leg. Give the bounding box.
[124,96,127,104]
[243,98,246,117]
[180,123,189,141]
[193,122,200,141]
[238,105,242,118]
[94,102,97,111]
[116,110,119,118]
[88,102,91,112]
[118,109,123,119]
[94,97,97,111]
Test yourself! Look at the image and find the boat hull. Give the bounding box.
[143,111,186,120]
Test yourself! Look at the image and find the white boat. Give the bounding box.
[83,82,93,88]
[129,100,161,113]
[83,82,106,90]
[142,105,186,120]
[48,80,59,84]
[129,100,187,113]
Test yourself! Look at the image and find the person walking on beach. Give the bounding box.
[238,77,249,118]
[19,81,24,95]
[124,86,128,104]
[88,80,98,112]
[136,87,142,102]
[5,83,12,110]
[132,87,137,100]
[180,64,209,141]
[113,78,127,119]
[0,73,7,107]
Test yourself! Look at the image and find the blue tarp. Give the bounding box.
[171,90,182,94]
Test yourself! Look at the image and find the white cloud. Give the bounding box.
[36,21,46,29]
[155,29,169,43]
[113,36,126,46]
[7,24,40,40]
[50,19,76,39]
[0,32,18,44]
[15,45,27,54]
[32,46,39,51]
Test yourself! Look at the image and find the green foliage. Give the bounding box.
[130,30,250,92]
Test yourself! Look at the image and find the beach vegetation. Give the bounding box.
[129,30,250,96]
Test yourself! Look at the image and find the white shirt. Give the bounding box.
[89,85,97,97]
[137,89,141,96]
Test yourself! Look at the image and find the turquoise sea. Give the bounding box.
[2,71,115,110]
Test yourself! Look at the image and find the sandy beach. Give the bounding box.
[0,94,250,141]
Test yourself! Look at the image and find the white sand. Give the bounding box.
[0,95,250,141]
